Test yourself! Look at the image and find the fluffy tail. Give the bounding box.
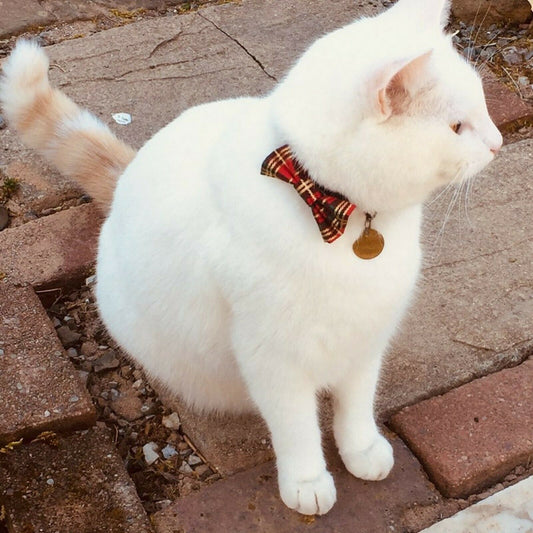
[0,40,136,213]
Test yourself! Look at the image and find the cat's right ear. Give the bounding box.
[373,50,433,121]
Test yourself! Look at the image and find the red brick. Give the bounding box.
[0,203,102,290]
[152,434,445,533]
[6,160,83,217]
[0,426,154,533]
[0,283,95,444]
[390,359,533,498]
[482,70,533,130]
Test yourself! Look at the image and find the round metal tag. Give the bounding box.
[352,228,384,260]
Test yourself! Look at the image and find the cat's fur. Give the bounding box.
[1,0,501,515]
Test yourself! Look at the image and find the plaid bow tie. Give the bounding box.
[261,145,356,243]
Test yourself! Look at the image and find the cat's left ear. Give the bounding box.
[373,50,433,121]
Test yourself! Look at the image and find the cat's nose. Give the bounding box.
[485,121,502,155]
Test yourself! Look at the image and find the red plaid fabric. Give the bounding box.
[261,145,356,243]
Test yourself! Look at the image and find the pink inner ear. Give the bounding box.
[375,50,433,120]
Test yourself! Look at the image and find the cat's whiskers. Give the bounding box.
[431,170,465,257]
[427,179,457,207]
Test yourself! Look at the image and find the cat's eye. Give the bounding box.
[450,122,462,134]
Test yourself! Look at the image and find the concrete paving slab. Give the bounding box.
[0,283,95,445]
[0,203,102,289]
[198,0,382,81]
[40,9,275,151]
[0,426,154,532]
[390,358,533,498]
[152,434,446,533]
[420,475,533,533]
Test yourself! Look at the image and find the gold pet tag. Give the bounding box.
[352,213,384,260]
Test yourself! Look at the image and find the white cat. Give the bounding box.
[1,0,501,516]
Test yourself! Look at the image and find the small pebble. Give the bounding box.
[188,454,202,466]
[162,412,181,430]
[161,444,178,459]
[44,410,51,417]
[46,478,54,486]
[93,350,120,372]
[0,114,6,129]
[56,326,81,347]
[16,383,23,390]
[0,349,4,356]
[77,370,89,385]
[69,395,79,403]
[143,442,160,465]
[85,274,97,286]
[67,347,78,358]
[179,462,193,474]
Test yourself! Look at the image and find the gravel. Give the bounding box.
[47,283,220,515]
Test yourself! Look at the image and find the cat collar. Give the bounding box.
[261,145,384,259]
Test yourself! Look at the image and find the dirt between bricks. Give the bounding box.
[43,279,221,515]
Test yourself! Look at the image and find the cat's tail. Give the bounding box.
[0,40,136,213]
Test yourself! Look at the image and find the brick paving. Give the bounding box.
[0,427,154,533]
[152,434,446,533]
[0,203,102,290]
[0,283,95,444]
[390,358,533,499]
[482,69,533,130]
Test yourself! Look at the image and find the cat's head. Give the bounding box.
[272,0,502,212]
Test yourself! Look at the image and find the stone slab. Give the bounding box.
[153,434,445,533]
[421,475,533,532]
[451,0,533,25]
[0,0,193,39]
[0,283,95,445]
[158,390,273,476]
[390,358,533,498]
[199,0,383,81]
[41,8,275,151]
[0,203,102,289]
[0,426,154,533]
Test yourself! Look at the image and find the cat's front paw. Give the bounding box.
[340,434,394,481]
[278,469,336,515]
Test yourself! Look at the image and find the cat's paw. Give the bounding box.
[340,434,394,481]
[278,470,336,515]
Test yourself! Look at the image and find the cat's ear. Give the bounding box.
[398,0,451,30]
[373,50,433,121]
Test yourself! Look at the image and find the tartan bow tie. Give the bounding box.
[261,145,356,243]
